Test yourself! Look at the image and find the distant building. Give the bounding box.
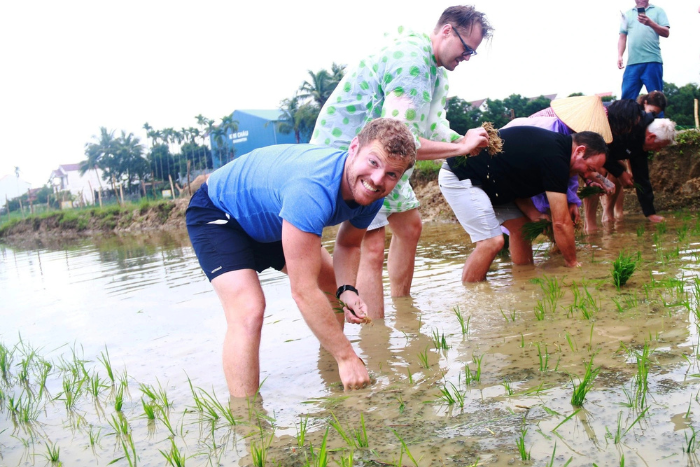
[0,174,31,203]
[50,163,104,205]
[210,109,301,169]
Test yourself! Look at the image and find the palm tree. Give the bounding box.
[299,69,333,108]
[328,62,346,87]
[277,96,318,143]
[219,116,239,164]
[81,127,115,196]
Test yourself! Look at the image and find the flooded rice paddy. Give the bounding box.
[2,215,700,466]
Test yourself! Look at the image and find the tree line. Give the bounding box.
[59,75,700,205]
[277,66,700,139]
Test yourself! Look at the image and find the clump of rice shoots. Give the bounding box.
[521,219,553,243]
[612,251,638,290]
[577,186,604,199]
[481,122,503,156]
[333,298,372,325]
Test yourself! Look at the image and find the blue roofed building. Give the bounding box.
[211,109,306,169]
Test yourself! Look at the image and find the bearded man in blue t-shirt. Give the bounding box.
[185,118,416,397]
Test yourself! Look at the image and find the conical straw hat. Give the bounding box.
[551,96,612,143]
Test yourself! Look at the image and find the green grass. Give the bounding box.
[577,186,604,199]
[612,252,639,290]
[0,198,179,237]
[570,357,600,407]
[412,160,442,181]
[521,219,553,242]
[453,306,470,336]
[417,346,430,369]
[515,426,531,460]
[296,415,309,447]
[160,438,187,467]
[431,328,449,350]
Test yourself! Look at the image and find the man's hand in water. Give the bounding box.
[339,355,370,391]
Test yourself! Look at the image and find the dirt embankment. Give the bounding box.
[0,199,189,242]
[2,132,699,242]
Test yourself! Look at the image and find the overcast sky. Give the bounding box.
[1,1,698,187]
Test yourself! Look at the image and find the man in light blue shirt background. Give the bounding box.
[618,1,670,109]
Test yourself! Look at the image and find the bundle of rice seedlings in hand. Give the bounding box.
[521,219,553,243]
[632,183,644,193]
[481,122,503,156]
[612,251,638,290]
[577,186,605,199]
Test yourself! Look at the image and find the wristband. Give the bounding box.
[335,285,359,300]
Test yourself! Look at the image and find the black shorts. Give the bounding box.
[186,184,286,281]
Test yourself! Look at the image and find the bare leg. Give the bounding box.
[357,227,387,320]
[502,217,533,265]
[211,269,266,398]
[613,181,625,220]
[319,247,344,328]
[386,209,422,298]
[462,235,504,282]
[602,175,621,223]
[583,196,599,233]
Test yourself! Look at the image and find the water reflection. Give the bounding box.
[2,215,700,465]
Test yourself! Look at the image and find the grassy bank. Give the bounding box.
[0,198,182,238]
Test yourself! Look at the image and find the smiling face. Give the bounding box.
[341,138,409,205]
[433,23,483,72]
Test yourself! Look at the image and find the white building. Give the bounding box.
[0,174,31,203]
[50,163,104,205]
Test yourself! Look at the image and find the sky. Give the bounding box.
[1,0,698,187]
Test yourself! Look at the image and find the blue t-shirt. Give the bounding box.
[206,144,382,243]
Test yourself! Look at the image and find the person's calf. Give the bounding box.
[357,228,387,319]
[462,235,504,282]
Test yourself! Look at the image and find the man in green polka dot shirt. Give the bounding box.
[311,5,493,319]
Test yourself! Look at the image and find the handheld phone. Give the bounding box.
[637,7,645,13]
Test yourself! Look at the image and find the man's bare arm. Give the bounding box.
[546,191,579,267]
[416,130,489,160]
[333,220,370,324]
[282,220,369,389]
[617,34,627,69]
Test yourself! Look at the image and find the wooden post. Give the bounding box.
[168,174,176,199]
[186,160,192,197]
[111,175,121,205]
[119,184,125,205]
[27,189,34,215]
[5,195,10,223]
[151,171,157,199]
[98,188,103,208]
[87,180,94,206]
[695,99,699,130]
[18,198,24,218]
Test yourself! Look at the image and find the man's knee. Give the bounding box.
[226,302,265,335]
[390,212,422,244]
[361,229,387,263]
[476,234,505,255]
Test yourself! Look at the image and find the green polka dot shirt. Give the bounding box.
[310,28,460,213]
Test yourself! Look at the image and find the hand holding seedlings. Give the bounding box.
[460,126,490,156]
[336,294,372,325]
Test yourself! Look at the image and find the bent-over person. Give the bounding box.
[186,119,416,397]
[439,127,608,282]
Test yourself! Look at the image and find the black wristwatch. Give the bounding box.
[336,285,359,300]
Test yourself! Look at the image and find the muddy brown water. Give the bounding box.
[2,215,700,466]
